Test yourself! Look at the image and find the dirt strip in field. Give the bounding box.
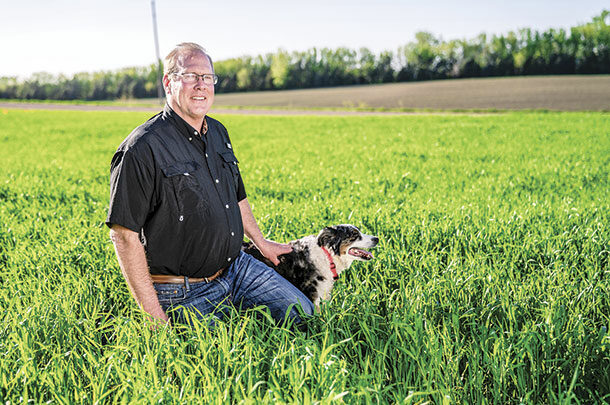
[0,102,484,116]
[213,75,610,111]
[2,75,608,114]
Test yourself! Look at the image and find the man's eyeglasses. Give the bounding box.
[172,72,218,85]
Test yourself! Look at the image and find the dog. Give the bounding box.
[242,224,379,309]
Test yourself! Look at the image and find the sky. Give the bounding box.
[0,0,607,79]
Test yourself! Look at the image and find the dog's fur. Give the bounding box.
[242,224,379,308]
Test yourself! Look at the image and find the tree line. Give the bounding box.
[1,10,607,100]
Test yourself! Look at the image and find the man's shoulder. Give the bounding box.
[206,115,228,134]
[118,112,170,153]
[206,115,232,147]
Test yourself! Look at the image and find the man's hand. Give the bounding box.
[256,239,293,266]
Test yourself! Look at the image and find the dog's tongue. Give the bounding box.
[348,248,373,260]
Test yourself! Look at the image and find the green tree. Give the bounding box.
[270,50,292,89]
[399,32,441,80]
[0,76,19,99]
[571,10,610,73]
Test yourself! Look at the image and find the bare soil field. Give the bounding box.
[213,75,610,111]
[1,75,608,113]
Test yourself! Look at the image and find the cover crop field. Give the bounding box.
[0,109,609,403]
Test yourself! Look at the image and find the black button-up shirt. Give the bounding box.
[106,105,246,278]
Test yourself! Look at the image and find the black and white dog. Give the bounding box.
[242,224,379,309]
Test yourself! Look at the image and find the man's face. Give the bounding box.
[164,52,215,128]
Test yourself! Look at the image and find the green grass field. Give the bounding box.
[0,109,609,403]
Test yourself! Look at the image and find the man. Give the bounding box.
[106,42,313,326]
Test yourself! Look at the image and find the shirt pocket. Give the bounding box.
[161,161,208,218]
[219,151,240,190]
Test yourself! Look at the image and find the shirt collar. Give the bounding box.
[162,104,208,138]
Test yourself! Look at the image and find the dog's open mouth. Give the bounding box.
[348,248,373,260]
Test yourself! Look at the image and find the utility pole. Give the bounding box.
[151,0,163,104]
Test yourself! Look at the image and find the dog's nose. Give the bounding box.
[372,237,379,244]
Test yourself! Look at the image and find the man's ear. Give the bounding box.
[163,74,172,95]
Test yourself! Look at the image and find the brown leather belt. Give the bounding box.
[151,267,225,284]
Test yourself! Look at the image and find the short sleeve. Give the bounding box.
[236,170,247,202]
[106,148,155,232]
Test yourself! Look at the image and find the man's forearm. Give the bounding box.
[110,226,168,323]
[238,198,292,265]
[239,198,265,245]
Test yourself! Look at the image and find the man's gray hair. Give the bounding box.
[164,42,214,75]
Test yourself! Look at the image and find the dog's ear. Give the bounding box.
[317,227,336,246]
[317,227,342,255]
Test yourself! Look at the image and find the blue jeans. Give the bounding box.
[153,251,314,327]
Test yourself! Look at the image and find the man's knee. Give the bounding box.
[299,298,314,317]
[286,297,314,324]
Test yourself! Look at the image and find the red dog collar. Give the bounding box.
[320,246,339,280]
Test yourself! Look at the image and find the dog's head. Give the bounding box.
[316,224,379,264]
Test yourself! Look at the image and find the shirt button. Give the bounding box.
[215,179,219,183]
[227,257,231,262]
[205,153,209,158]
[188,137,192,141]
[194,131,198,135]
[225,204,229,209]
[179,215,184,221]
[231,232,235,236]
